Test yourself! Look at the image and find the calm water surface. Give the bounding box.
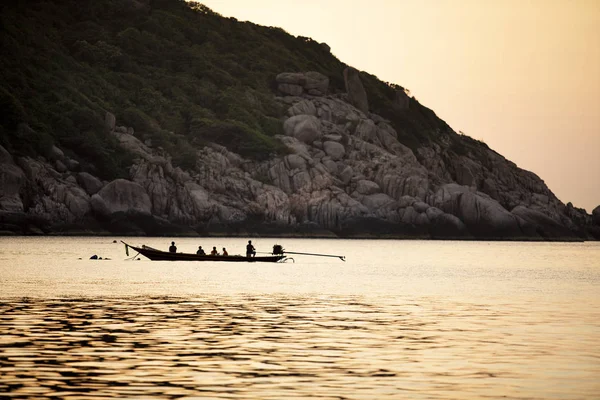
[0,237,599,399]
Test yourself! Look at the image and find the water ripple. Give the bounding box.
[0,296,598,399]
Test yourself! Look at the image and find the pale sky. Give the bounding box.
[201,0,600,212]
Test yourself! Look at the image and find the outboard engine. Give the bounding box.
[272,244,284,255]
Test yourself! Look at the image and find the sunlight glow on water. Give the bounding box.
[0,237,599,399]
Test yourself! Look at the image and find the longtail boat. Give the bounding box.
[122,242,345,262]
[123,242,287,262]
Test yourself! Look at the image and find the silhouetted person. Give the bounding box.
[197,246,205,255]
[246,240,256,257]
[169,241,177,253]
[222,247,228,256]
[210,246,219,256]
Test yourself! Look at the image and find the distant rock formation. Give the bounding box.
[0,73,597,240]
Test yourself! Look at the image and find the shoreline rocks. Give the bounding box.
[0,72,597,240]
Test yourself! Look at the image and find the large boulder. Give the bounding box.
[9,157,92,223]
[276,71,329,96]
[288,100,317,117]
[429,212,470,239]
[361,193,395,209]
[0,145,25,212]
[339,165,353,185]
[105,111,116,131]
[276,72,306,85]
[0,164,25,212]
[110,128,154,160]
[90,194,110,217]
[301,188,369,230]
[0,210,48,235]
[356,180,380,195]
[303,71,329,96]
[285,154,307,170]
[278,83,303,96]
[323,141,345,161]
[283,115,321,143]
[343,67,369,114]
[429,184,526,238]
[61,186,91,218]
[593,206,600,225]
[354,119,378,142]
[96,179,152,214]
[77,172,104,195]
[55,160,67,173]
[452,156,483,187]
[48,145,65,161]
[512,206,575,239]
[65,158,80,171]
[312,97,365,123]
[375,122,415,158]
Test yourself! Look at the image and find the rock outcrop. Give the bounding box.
[77,172,104,195]
[343,67,369,114]
[394,89,410,110]
[0,146,25,212]
[428,184,526,238]
[0,69,596,240]
[96,179,152,215]
[593,206,600,225]
[276,71,329,97]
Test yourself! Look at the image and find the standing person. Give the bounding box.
[246,240,256,257]
[210,246,219,256]
[222,247,228,256]
[196,246,205,255]
[169,241,177,253]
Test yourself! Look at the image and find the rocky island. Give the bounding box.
[0,0,598,240]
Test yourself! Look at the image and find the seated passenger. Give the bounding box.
[210,246,219,256]
[222,247,228,256]
[197,246,205,255]
[169,241,177,253]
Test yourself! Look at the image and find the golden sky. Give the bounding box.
[201,0,600,212]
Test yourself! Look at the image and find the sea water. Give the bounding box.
[0,237,599,399]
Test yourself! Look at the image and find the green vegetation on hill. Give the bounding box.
[0,0,454,179]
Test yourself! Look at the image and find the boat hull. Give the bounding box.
[127,244,285,262]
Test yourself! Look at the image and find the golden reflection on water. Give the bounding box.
[1,296,598,399]
[1,239,600,398]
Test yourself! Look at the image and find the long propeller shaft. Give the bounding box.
[283,251,345,261]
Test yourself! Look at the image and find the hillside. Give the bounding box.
[0,0,598,239]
